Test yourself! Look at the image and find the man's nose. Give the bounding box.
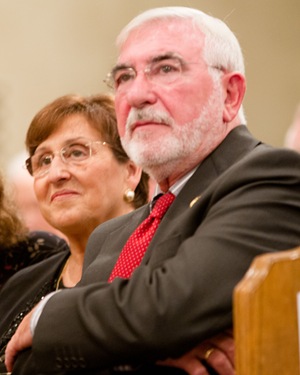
[125,74,157,108]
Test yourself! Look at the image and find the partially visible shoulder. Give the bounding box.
[238,143,300,179]
[224,125,300,170]
[206,146,300,217]
[26,230,69,266]
[208,142,300,200]
[0,250,69,297]
[27,230,68,249]
[249,142,300,161]
[0,231,69,290]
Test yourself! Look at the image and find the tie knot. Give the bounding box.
[151,192,175,219]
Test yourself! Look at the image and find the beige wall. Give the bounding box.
[1,0,299,170]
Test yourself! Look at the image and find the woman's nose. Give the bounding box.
[46,156,71,181]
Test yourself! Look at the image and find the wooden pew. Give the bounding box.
[234,247,300,375]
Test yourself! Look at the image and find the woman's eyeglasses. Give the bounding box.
[25,141,110,178]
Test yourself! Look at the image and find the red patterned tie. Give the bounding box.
[108,192,175,282]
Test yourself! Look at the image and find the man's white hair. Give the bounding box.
[117,6,246,124]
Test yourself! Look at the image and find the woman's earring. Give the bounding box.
[123,188,135,203]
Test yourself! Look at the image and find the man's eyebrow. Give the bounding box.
[151,52,183,63]
[111,63,132,76]
[111,52,184,74]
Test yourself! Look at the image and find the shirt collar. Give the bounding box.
[152,166,198,199]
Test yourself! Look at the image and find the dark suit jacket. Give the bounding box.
[15,126,300,374]
[0,250,70,373]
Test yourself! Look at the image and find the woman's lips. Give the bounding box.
[51,190,79,202]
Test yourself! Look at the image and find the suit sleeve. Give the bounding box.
[31,148,300,373]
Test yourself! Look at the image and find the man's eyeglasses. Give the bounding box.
[104,56,223,92]
[26,141,109,178]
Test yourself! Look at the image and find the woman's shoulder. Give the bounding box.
[26,230,69,261]
[0,231,69,290]
[21,230,69,272]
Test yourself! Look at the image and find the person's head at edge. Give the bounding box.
[25,93,149,244]
[284,104,300,152]
[0,171,28,248]
[106,6,247,192]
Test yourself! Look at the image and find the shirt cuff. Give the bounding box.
[30,291,61,335]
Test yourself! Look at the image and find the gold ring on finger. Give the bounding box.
[204,347,215,360]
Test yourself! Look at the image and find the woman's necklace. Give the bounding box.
[55,257,70,291]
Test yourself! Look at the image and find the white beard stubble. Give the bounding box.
[121,78,224,182]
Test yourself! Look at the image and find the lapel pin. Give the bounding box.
[189,195,201,208]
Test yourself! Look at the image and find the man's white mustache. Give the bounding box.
[126,108,173,131]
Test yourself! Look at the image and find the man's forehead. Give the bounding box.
[117,20,204,64]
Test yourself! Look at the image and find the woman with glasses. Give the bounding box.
[0,93,149,369]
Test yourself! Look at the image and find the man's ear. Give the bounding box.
[222,72,246,123]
